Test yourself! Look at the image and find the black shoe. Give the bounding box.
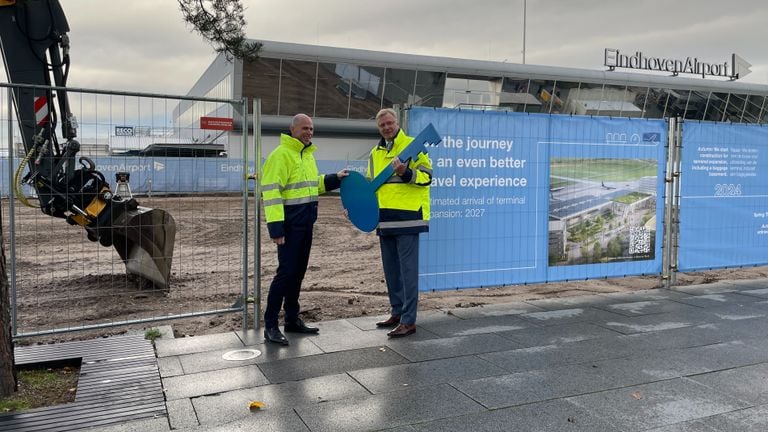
[284,319,319,334]
[264,327,289,345]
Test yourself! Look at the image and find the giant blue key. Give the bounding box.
[341,123,441,232]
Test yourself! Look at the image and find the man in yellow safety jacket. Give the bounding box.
[261,113,347,345]
[370,108,432,338]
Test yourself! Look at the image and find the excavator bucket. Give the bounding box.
[110,206,176,288]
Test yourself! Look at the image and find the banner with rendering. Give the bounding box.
[408,107,667,290]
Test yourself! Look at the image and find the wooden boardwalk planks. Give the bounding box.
[1,335,167,431]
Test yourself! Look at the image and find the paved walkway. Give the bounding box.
[99,278,768,431]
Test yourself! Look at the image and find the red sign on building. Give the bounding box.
[200,116,234,131]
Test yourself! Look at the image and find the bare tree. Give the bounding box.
[0,206,16,396]
[177,0,261,62]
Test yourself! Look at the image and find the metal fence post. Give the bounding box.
[670,118,683,286]
[253,99,262,332]
[240,97,249,332]
[662,117,676,288]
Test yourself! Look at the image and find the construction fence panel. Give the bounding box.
[677,122,768,271]
[408,107,667,290]
[1,83,250,338]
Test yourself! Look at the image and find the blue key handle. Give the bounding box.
[341,124,441,232]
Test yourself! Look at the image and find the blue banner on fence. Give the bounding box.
[408,107,666,291]
[0,157,367,196]
[678,122,768,270]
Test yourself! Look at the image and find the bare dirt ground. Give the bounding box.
[8,195,768,344]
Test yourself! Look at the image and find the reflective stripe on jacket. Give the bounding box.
[262,133,338,238]
[367,129,432,236]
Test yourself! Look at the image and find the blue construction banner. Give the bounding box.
[91,157,252,193]
[408,107,666,291]
[0,157,367,197]
[678,122,768,270]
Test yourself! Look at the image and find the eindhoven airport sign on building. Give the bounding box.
[604,48,752,80]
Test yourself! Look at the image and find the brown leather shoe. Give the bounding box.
[387,323,416,338]
[376,315,400,328]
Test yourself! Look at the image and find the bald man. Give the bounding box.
[261,114,348,345]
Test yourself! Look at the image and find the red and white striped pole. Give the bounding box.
[33,95,49,127]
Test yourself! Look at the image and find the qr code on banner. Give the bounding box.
[629,227,651,254]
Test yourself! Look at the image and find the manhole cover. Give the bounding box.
[222,349,262,361]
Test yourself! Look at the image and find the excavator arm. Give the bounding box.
[0,0,176,288]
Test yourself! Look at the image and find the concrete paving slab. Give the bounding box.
[517,307,626,327]
[306,329,390,352]
[346,313,400,330]
[163,364,270,400]
[406,399,616,431]
[257,346,408,383]
[576,355,686,387]
[192,373,369,426]
[349,355,506,394]
[617,323,731,351]
[586,356,683,383]
[654,340,768,376]
[524,294,617,310]
[598,289,693,303]
[479,335,641,373]
[166,398,198,430]
[155,332,244,357]
[453,365,622,409]
[672,292,767,308]
[736,288,768,299]
[294,384,484,432]
[180,407,310,432]
[387,333,522,362]
[157,356,184,378]
[743,298,768,310]
[597,300,704,317]
[708,315,768,341]
[734,332,768,351]
[724,278,768,290]
[704,304,768,322]
[443,301,544,318]
[233,329,266,346]
[687,363,768,405]
[416,314,536,338]
[566,378,751,431]
[690,404,768,432]
[344,312,457,331]
[591,309,711,335]
[307,319,439,352]
[642,419,719,431]
[177,338,323,374]
[670,281,738,296]
[497,322,622,347]
[413,309,465,325]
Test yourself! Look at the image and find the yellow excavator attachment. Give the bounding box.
[110,206,176,288]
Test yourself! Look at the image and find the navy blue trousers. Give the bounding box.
[264,227,312,328]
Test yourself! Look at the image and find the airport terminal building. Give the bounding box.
[177,40,768,159]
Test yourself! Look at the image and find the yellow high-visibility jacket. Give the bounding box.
[262,133,340,238]
[367,129,432,235]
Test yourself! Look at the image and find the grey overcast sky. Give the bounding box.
[2,0,767,94]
